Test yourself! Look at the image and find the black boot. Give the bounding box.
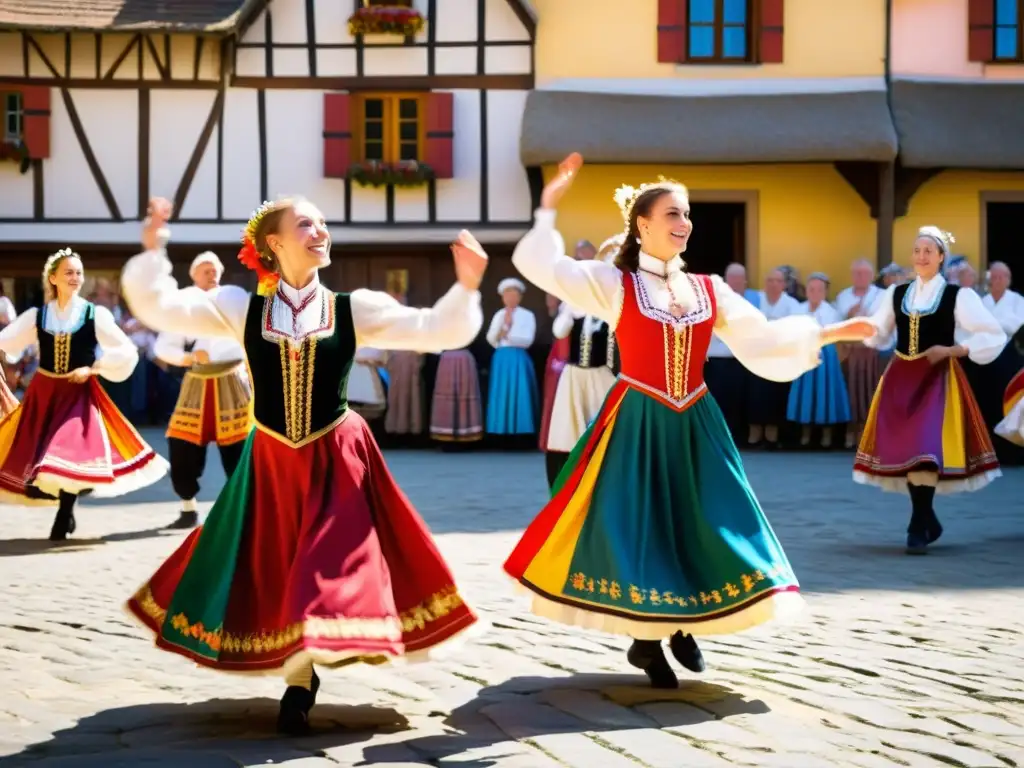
[924,494,943,544]
[906,483,930,555]
[277,668,320,735]
[165,510,198,530]
[49,492,77,541]
[669,631,706,673]
[626,639,678,689]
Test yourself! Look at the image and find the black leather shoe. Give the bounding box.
[669,631,706,673]
[627,640,678,689]
[165,510,198,530]
[905,532,928,555]
[277,669,320,735]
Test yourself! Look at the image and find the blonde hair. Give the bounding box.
[42,248,81,303]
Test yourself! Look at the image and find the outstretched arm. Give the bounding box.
[512,209,621,328]
[0,309,39,365]
[352,229,487,353]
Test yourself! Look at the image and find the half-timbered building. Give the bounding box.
[0,0,538,315]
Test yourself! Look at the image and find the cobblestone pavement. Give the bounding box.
[1,430,1023,767]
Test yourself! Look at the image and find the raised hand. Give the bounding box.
[540,152,583,210]
[452,229,488,291]
[821,319,876,345]
[142,197,173,251]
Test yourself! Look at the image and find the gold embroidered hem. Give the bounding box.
[510,577,804,640]
[130,583,469,658]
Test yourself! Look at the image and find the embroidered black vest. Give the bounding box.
[37,302,97,375]
[893,282,959,359]
[243,290,356,444]
[568,316,614,369]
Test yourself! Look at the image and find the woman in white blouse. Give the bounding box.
[122,197,485,734]
[0,249,166,540]
[785,273,851,449]
[504,154,871,688]
[855,227,1006,554]
[485,277,538,444]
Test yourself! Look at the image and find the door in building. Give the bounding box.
[686,202,746,277]
[986,201,1024,280]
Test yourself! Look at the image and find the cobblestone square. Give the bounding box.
[1,430,1022,767]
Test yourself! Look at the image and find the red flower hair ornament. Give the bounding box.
[238,201,281,297]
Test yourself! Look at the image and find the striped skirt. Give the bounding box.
[854,356,1000,494]
[995,368,1024,447]
[430,350,483,442]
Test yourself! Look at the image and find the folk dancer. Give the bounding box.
[504,156,873,688]
[834,260,885,449]
[156,252,253,530]
[0,249,167,540]
[786,273,851,449]
[485,278,538,446]
[123,198,484,734]
[854,227,1005,554]
[544,238,619,487]
[539,292,570,484]
[747,269,802,449]
[982,263,1024,462]
[704,263,760,442]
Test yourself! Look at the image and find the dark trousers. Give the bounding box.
[168,437,245,501]
[545,450,569,490]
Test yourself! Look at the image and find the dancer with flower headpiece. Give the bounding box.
[503,154,875,689]
[154,251,253,530]
[122,196,486,734]
[0,248,166,540]
[543,233,621,488]
[854,227,1005,555]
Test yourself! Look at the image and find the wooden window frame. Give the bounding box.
[352,93,427,165]
[2,92,23,145]
[993,0,1024,62]
[687,0,755,64]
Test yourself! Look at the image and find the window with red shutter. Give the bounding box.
[657,0,687,63]
[989,0,1024,62]
[323,92,352,178]
[16,86,50,159]
[423,91,453,180]
[657,0,784,65]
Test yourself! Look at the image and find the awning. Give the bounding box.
[0,0,260,31]
[520,82,899,166]
[891,78,1024,169]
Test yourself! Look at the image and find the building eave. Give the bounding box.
[520,81,899,166]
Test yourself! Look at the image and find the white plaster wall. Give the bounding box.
[0,33,21,77]
[0,164,34,218]
[150,90,216,210]
[436,0,478,41]
[264,90,347,222]
[485,44,531,74]
[486,0,531,40]
[434,48,477,75]
[435,89,481,222]
[485,90,530,222]
[72,89,139,218]
[220,89,263,220]
[362,47,429,76]
[312,0,356,45]
[43,90,109,218]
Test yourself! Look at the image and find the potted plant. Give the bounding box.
[348,4,425,38]
[346,160,436,188]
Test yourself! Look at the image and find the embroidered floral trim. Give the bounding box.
[133,584,466,655]
[564,563,795,614]
[631,272,712,328]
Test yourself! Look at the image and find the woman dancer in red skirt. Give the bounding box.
[0,249,167,540]
[122,197,486,734]
[854,227,1005,554]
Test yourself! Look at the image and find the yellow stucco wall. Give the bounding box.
[893,171,1024,270]
[533,0,886,82]
[545,163,876,291]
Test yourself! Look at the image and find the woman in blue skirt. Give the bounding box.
[486,277,538,445]
[787,273,851,448]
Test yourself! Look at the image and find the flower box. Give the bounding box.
[346,160,435,188]
[0,140,30,174]
[348,5,425,38]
